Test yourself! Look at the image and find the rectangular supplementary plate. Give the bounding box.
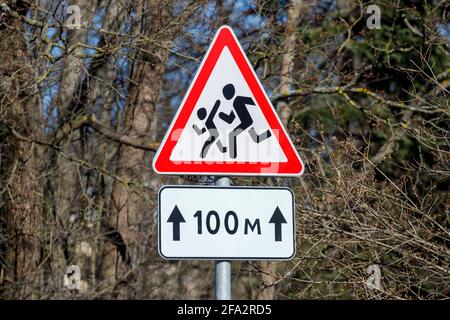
[158,185,296,260]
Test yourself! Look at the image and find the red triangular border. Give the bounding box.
[153,26,304,176]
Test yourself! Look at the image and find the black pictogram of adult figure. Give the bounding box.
[218,83,272,159]
[192,100,227,158]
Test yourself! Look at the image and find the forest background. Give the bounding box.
[0,0,448,299]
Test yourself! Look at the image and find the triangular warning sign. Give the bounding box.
[153,26,304,176]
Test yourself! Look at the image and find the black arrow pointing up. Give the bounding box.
[269,206,287,242]
[167,205,186,241]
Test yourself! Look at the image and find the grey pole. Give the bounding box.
[214,176,231,300]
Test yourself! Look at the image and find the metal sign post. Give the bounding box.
[214,177,231,300]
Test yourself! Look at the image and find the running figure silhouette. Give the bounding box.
[192,99,227,158]
[218,84,272,159]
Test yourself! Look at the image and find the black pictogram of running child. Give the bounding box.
[192,99,227,158]
[218,83,272,159]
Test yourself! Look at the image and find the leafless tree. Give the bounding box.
[0,0,448,299]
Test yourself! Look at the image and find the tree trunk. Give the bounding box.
[258,0,302,300]
[0,16,42,299]
[99,2,170,297]
[48,0,91,297]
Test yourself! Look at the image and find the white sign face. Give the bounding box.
[158,186,296,260]
[170,46,287,164]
